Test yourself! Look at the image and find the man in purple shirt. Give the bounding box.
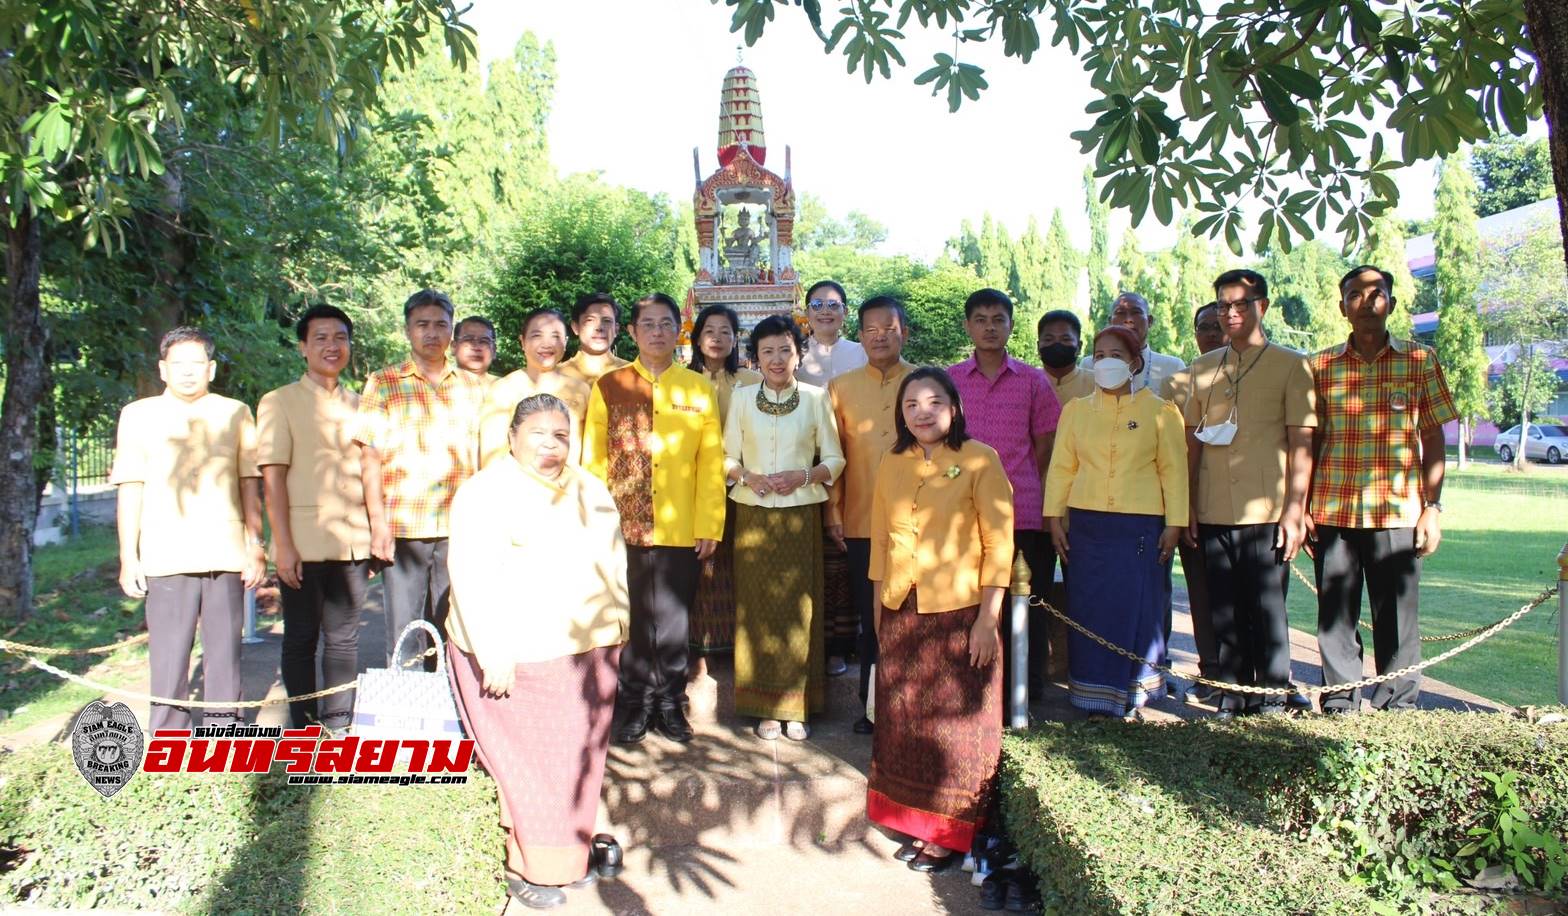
[950,288,1061,702]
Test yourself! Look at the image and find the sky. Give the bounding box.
[465,1,1448,262]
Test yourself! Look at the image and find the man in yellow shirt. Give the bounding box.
[826,296,915,733]
[1037,309,1095,405]
[584,293,725,744]
[559,292,631,387]
[111,327,264,730]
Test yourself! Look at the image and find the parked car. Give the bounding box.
[1494,423,1568,464]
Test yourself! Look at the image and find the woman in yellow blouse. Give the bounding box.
[1044,324,1188,721]
[688,305,762,669]
[723,314,844,740]
[866,367,1013,874]
[446,393,629,909]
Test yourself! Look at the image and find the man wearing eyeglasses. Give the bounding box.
[585,292,726,745]
[452,315,499,388]
[795,279,868,388]
[1308,265,1455,714]
[1182,270,1317,720]
[1081,292,1186,395]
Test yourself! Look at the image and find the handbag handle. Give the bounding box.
[392,619,447,676]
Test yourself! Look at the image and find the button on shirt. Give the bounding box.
[353,359,486,540]
[256,375,371,563]
[796,336,867,389]
[723,381,845,509]
[1043,389,1188,526]
[1183,343,1318,526]
[583,358,726,548]
[949,356,1061,530]
[1309,335,1457,529]
[825,360,914,537]
[110,392,260,577]
[477,369,591,468]
[869,439,1015,614]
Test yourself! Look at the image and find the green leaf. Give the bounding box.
[1255,74,1300,126]
[1261,64,1323,101]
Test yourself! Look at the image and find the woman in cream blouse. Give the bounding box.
[723,314,845,740]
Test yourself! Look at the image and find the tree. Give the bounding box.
[901,261,983,366]
[720,0,1560,267]
[794,193,889,251]
[1433,155,1492,467]
[1470,136,1555,217]
[1259,239,1349,350]
[1479,214,1568,465]
[1358,213,1417,339]
[0,1,475,620]
[1167,215,1213,361]
[1083,167,1115,330]
[1487,350,1558,432]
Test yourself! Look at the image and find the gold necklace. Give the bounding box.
[756,385,800,416]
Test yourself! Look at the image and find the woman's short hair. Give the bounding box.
[1092,325,1144,373]
[746,313,806,363]
[688,304,742,374]
[508,393,571,433]
[892,367,970,454]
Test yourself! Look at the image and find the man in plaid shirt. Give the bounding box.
[1307,265,1457,712]
[355,289,487,666]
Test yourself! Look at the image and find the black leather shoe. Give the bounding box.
[616,708,650,745]
[654,703,693,743]
[853,716,874,735]
[1287,688,1313,710]
[908,850,957,873]
[893,841,921,862]
[591,834,623,878]
[1004,874,1041,912]
[979,871,1009,910]
[1212,708,1236,723]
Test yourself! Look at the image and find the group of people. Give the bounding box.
[110,262,1454,906]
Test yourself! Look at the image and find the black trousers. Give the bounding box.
[1014,529,1054,698]
[845,538,877,710]
[1176,540,1219,678]
[622,545,700,709]
[1200,523,1291,712]
[280,559,370,728]
[1313,526,1422,710]
[381,537,449,670]
[145,571,243,730]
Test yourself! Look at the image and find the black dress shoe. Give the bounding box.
[1004,874,1041,912]
[1287,688,1313,710]
[978,871,1009,910]
[1212,708,1236,723]
[908,850,957,873]
[654,703,694,743]
[893,841,921,862]
[853,716,875,735]
[616,708,650,744]
[591,833,623,878]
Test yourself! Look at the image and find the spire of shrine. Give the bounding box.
[717,63,766,167]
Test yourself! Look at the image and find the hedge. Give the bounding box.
[1000,711,1568,915]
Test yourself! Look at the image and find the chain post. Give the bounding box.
[1008,549,1032,730]
[1558,540,1567,707]
[241,587,265,645]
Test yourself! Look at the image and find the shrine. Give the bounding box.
[683,64,801,343]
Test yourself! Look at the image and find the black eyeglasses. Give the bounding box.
[1214,297,1263,314]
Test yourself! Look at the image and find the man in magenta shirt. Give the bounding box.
[949,288,1061,703]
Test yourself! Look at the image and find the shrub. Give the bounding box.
[1000,711,1568,915]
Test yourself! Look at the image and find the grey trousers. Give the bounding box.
[145,571,243,730]
[382,537,449,670]
[1314,526,1422,710]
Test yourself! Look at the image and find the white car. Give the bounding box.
[1494,423,1568,464]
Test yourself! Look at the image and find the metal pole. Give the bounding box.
[1008,550,1032,730]
[68,431,80,539]
[241,587,264,645]
[1558,541,1567,707]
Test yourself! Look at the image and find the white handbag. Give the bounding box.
[350,620,465,742]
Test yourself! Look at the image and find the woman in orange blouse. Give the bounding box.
[866,367,1014,874]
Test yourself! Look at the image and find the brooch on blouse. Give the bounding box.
[1127,420,1139,430]
[945,465,962,479]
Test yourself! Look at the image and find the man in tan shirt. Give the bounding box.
[558,292,630,387]
[1183,269,1317,718]
[111,327,264,730]
[826,296,914,732]
[257,304,372,731]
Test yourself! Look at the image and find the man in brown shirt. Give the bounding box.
[1183,269,1317,718]
[826,296,915,733]
[257,304,372,731]
[111,327,264,730]
[558,292,630,387]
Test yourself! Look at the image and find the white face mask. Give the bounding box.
[1194,405,1238,446]
[1093,357,1133,390]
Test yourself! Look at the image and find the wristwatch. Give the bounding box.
[1422,500,1442,512]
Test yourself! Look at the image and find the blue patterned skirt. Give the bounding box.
[1065,508,1167,714]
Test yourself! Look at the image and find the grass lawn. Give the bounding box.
[1176,461,1568,708]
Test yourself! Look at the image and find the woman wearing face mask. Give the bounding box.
[866,367,1014,873]
[1044,325,1188,721]
[724,315,845,741]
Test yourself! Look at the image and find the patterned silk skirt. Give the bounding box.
[867,594,1002,852]
[823,537,857,650]
[1065,508,1167,714]
[733,502,826,721]
[691,505,740,653]
[448,643,620,886]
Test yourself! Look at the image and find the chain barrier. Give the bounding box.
[1286,561,1532,643]
[0,632,148,656]
[1031,584,1558,698]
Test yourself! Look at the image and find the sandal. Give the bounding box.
[755,719,782,741]
[784,720,809,741]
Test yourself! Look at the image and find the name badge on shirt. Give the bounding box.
[1388,390,1408,412]
[671,404,703,414]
